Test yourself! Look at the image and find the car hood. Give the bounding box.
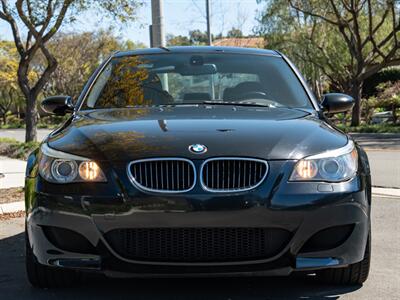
[47,106,348,161]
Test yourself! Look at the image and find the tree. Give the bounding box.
[226,27,243,38]
[37,30,121,99]
[256,0,334,99]
[166,30,212,46]
[374,80,400,123]
[259,0,400,126]
[166,34,191,46]
[122,40,147,51]
[189,30,209,45]
[0,0,143,142]
[0,40,27,124]
[36,31,146,100]
[258,0,400,126]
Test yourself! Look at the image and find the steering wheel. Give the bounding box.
[236,91,269,100]
[141,84,173,104]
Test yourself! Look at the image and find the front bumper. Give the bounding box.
[26,161,370,277]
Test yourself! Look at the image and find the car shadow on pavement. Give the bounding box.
[0,233,361,300]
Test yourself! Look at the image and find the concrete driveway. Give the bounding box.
[0,196,399,299]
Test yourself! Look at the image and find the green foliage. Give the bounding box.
[38,115,69,129]
[0,0,144,142]
[189,30,209,45]
[0,114,70,129]
[167,29,220,46]
[0,40,25,125]
[167,34,191,46]
[0,138,40,160]
[20,29,147,102]
[121,40,147,50]
[38,30,124,99]
[363,68,400,97]
[84,0,144,23]
[226,27,243,38]
[0,114,24,129]
[256,0,400,126]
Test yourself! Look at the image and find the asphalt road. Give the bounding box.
[0,196,399,299]
[1,130,399,188]
[367,151,400,188]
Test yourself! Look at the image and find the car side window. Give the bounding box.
[86,63,113,108]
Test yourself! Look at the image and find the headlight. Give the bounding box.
[39,143,106,183]
[290,141,358,182]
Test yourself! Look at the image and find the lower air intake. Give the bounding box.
[105,227,291,262]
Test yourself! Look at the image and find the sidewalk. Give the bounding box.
[0,156,26,189]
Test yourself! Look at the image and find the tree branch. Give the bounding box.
[42,0,73,43]
[361,57,400,81]
[31,45,58,98]
[362,0,391,49]
[0,0,25,56]
[288,0,340,26]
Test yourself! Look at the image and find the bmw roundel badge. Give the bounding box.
[188,144,207,154]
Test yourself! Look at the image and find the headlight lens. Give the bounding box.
[290,141,358,182]
[51,159,78,183]
[79,161,103,181]
[39,144,106,183]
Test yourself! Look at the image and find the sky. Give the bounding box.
[0,0,263,47]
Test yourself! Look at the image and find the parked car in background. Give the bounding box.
[25,46,371,288]
[371,111,394,124]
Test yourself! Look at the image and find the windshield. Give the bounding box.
[82,53,312,109]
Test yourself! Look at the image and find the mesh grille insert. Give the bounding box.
[105,227,291,262]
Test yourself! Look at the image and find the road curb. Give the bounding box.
[372,187,400,198]
[0,201,24,214]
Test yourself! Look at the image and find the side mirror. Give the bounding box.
[321,93,354,114]
[41,96,74,116]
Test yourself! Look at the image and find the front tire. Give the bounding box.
[25,231,78,288]
[317,235,371,285]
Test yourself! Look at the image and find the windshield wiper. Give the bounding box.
[201,100,270,108]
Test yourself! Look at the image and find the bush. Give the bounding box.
[0,114,24,129]
[0,138,39,160]
[0,113,68,129]
[38,115,68,129]
[366,81,400,124]
[363,68,400,98]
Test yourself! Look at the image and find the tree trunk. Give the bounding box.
[25,93,38,142]
[350,81,363,127]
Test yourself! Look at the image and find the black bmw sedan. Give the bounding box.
[25,46,371,288]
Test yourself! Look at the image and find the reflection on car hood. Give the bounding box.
[47,106,348,161]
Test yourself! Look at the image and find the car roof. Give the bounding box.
[113,46,281,58]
